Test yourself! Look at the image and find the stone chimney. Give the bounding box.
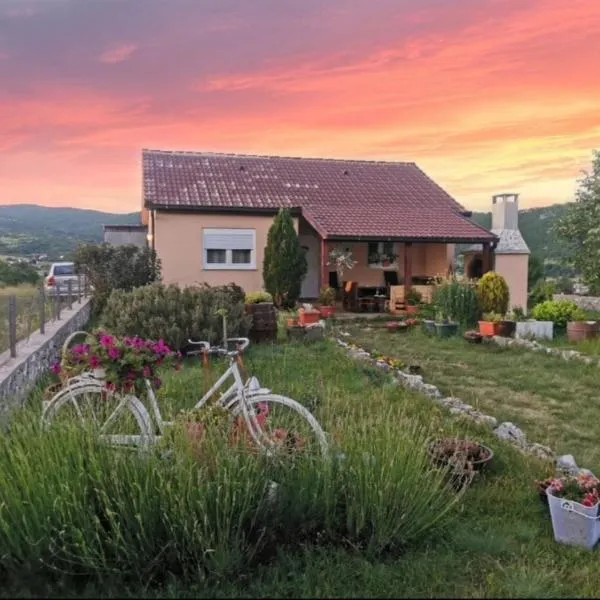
[492,193,519,231]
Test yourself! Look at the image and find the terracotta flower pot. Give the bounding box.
[567,321,599,343]
[299,309,321,326]
[287,318,299,328]
[406,305,419,316]
[320,305,336,319]
[479,321,501,337]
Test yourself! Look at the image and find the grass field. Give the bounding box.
[3,339,600,598]
[334,321,600,471]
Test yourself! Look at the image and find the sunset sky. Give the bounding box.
[1,0,599,214]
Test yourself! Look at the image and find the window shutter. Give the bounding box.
[203,229,254,250]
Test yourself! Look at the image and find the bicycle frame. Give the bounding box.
[144,354,271,436]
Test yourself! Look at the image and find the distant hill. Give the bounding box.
[0,204,140,258]
[468,203,573,276]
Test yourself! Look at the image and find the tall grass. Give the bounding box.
[0,397,459,588]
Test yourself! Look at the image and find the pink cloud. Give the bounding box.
[98,43,138,64]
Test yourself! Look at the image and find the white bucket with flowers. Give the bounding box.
[546,473,600,550]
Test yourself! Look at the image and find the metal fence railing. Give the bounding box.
[0,276,91,360]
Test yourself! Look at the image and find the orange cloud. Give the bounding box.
[98,43,138,64]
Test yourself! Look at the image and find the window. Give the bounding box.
[368,242,397,268]
[203,228,256,270]
[53,263,75,276]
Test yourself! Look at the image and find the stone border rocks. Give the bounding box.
[336,337,554,461]
[491,335,600,367]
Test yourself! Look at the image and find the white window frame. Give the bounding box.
[203,228,257,270]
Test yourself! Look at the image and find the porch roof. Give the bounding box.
[143,149,497,243]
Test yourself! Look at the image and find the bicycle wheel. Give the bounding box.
[41,380,155,449]
[231,393,329,459]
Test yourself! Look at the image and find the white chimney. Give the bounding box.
[492,193,519,231]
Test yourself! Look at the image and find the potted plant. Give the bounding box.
[318,286,337,318]
[428,438,494,488]
[498,310,517,338]
[565,307,598,343]
[435,311,458,338]
[60,330,180,394]
[546,473,600,549]
[478,312,503,337]
[298,303,321,326]
[405,288,422,315]
[245,291,277,343]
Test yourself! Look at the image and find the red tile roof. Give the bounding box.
[143,149,496,242]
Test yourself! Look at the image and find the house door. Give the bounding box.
[299,234,320,299]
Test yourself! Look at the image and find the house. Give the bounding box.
[103,224,148,248]
[463,194,530,312]
[141,148,499,304]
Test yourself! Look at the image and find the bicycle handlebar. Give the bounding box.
[187,336,250,356]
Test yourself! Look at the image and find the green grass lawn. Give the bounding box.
[4,338,600,598]
[333,321,600,472]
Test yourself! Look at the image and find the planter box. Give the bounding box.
[423,319,437,335]
[436,323,458,338]
[498,320,516,338]
[516,320,554,341]
[547,489,600,550]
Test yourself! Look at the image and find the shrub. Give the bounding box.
[433,278,480,327]
[531,299,586,328]
[477,272,509,315]
[318,286,336,306]
[102,282,250,350]
[405,287,423,306]
[0,260,40,286]
[0,402,458,588]
[245,291,273,304]
[528,279,555,308]
[74,243,161,314]
[263,209,307,308]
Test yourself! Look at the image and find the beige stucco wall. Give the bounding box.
[494,254,529,312]
[328,241,454,285]
[154,211,297,291]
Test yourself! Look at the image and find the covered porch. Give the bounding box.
[298,218,495,313]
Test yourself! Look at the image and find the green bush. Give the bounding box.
[102,282,251,349]
[405,288,423,306]
[318,286,336,306]
[74,243,161,315]
[0,260,40,286]
[433,279,480,327]
[528,279,555,308]
[531,299,586,328]
[245,291,273,304]
[477,272,509,315]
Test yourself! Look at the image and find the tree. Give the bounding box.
[263,209,307,308]
[73,243,161,314]
[0,260,40,286]
[527,254,544,291]
[553,150,600,293]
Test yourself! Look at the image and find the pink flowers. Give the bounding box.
[61,329,181,396]
[51,362,62,375]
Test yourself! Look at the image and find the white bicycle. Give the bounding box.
[41,333,329,458]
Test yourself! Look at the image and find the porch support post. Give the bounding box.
[403,242,413,290]
[320,238,329,291]
[482,242,492,274]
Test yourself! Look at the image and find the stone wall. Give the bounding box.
[0,298,91,423]
[553,294,600,312]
